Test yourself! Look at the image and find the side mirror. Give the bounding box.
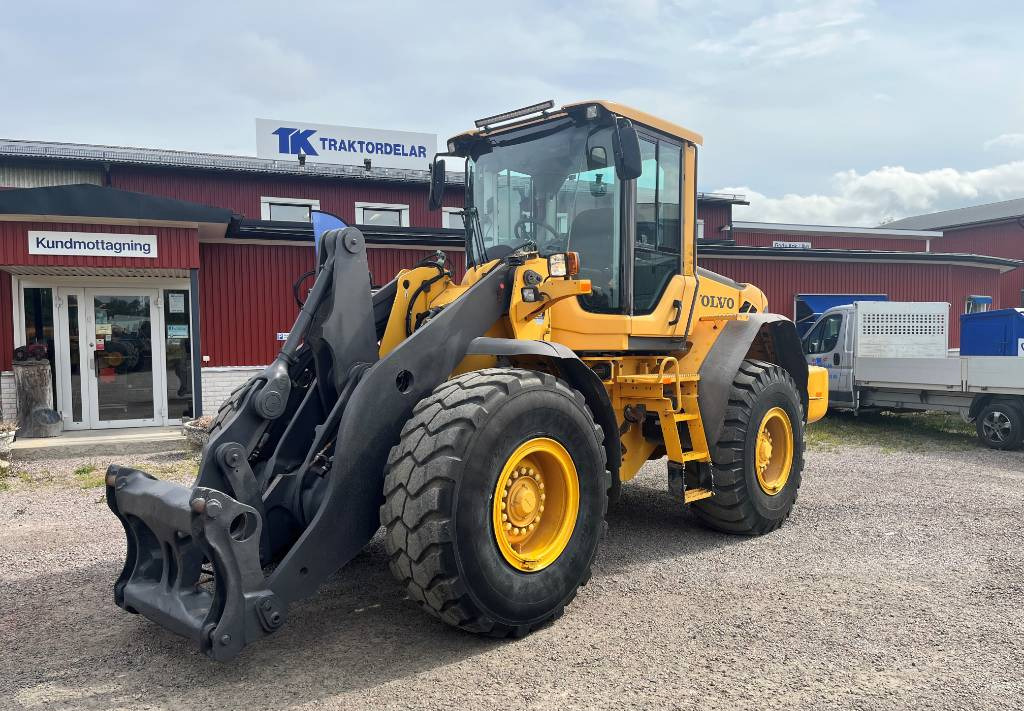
[428,158,446,211]
[612,117,642,181]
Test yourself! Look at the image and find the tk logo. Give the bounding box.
[273,127,319,156]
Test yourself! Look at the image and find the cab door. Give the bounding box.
[803,312,853,407]
[628,134,698,342]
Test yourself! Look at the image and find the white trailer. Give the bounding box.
[802,301,1024,449]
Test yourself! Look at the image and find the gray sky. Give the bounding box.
[2,0,1022,225]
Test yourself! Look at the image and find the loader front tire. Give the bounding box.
[381,368,608,637]
[693,360,804,535]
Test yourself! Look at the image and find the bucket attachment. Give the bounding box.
[106,227,510,659]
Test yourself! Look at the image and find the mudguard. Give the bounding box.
[466,337,622,495]
[697,315,809,448]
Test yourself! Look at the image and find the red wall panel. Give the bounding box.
[929,222,1024,309]
[0,270,12,372]
[731,229,928,252]
[0,221,199,270]
[697,203,732,238]
[198,243,467,366]
[700,257,1004,347]
[367,247,466,286]
[198,243,313,366]
[931,221,1024,260]
[111,166,465,227]
[1001,269,1024,308]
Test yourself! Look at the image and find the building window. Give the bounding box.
[356,202,409,227]
[260,196,320,222]
[442,208,465,230]
[697,219,705,240]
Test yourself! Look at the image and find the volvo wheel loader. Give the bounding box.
[106,100,829,660]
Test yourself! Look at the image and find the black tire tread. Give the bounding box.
[693,359,804,535]
[975,400,1024,451]
[381,367,606,637]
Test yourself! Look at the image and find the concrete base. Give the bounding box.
[11,426,187,460]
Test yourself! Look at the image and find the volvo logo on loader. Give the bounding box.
[700,295,735,309]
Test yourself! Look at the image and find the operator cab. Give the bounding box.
[436,100,703,318]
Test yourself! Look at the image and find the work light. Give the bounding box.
[547,252,579,278]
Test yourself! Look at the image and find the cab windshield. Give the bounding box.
[466,119,621,310]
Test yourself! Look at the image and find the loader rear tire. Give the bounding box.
[381,368,607,637]
[693,360,804,535]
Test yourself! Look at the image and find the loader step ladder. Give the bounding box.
[618,357,711,467]
[683,487,714,504]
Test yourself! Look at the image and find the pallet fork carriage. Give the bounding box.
[106,100,828,660]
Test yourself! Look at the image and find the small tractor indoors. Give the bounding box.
[106,100,829,660]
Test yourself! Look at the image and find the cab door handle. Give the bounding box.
[668,300,683,326]
[833,353,841,366]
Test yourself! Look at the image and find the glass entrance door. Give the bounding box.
[84,289,160,428]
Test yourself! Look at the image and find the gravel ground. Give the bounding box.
[0,433,1021,710]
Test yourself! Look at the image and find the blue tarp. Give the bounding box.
[795,294,887,335]
[311,210,347,262]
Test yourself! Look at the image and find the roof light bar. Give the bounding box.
[474,100,555,129]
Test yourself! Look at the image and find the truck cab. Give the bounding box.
[801,304,856,408]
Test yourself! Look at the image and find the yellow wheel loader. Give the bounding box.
[106,100,828,659]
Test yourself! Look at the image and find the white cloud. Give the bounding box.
[721,160,1024,226]
[695,0,871,62]
[983,133,1024,151]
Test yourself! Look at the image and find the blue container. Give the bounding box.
[960,308,1024,356]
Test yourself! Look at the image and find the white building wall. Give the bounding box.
[200,366,263,416]
[0,371,15,422]
[3,367,270,423]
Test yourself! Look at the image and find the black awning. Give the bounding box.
[698,244,1022,272]
[230,220,466,248]
[0,183,234,224]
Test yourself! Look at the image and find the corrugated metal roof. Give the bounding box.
[0,138,464,186]
[884,197,1024,230]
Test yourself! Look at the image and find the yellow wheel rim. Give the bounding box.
[492,437,579,572]
[755,407,794,496]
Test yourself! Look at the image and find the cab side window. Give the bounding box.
[804,315,843,354]
[633,137,682,314]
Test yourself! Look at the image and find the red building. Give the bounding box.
[0,138,1018,430]
[884,198,1024,310]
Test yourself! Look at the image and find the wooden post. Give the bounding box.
[13,360,63,438]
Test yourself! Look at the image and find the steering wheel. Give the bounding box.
[514,218,560,243]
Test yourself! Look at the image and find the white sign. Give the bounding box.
[256,118,436,170]
[276,332,290,341]
[772,240,812,249]
[28,231,158,259]
[168,293,186,313]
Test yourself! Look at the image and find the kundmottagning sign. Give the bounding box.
[28,231,158,259]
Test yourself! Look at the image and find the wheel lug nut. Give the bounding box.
[539,505,544,513]
[502,513,508,521]
[528,523,535,531]
[539,483,544,490]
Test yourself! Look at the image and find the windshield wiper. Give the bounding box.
[466,206,488,265]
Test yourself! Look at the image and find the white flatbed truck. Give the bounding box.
[802,301,1024,449]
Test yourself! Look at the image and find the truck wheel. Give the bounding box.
[693,360,804,535]
[381,368,608,637]
[975,401,1024,450]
